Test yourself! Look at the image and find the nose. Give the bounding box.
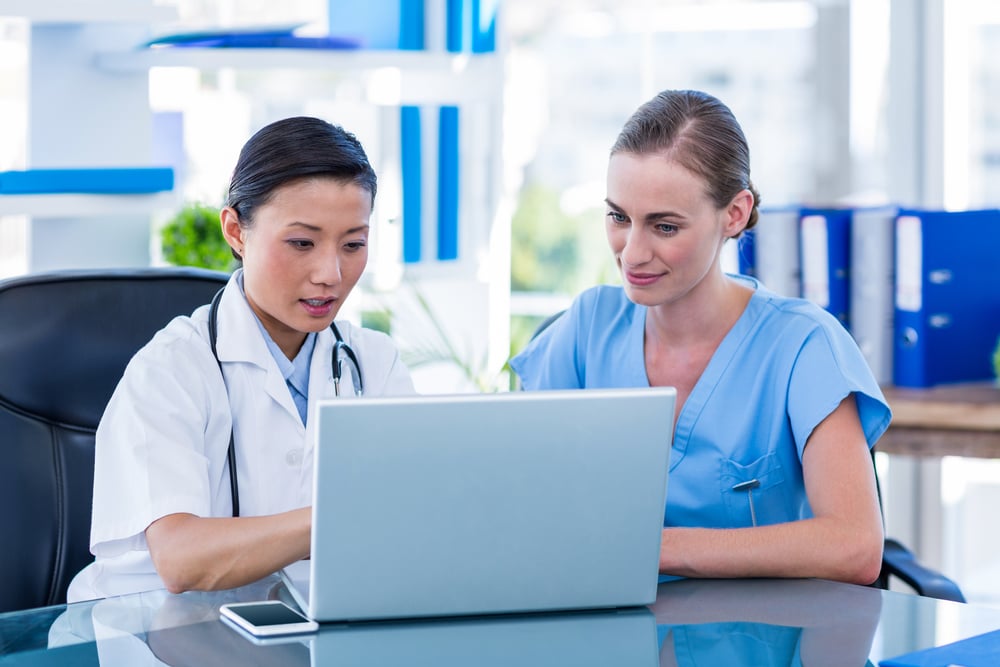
[619,226,652,267]
[311,249,342,287]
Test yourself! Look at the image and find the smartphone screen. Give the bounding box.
[220,601,319,637]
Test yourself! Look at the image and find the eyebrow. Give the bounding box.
[286,221,322,232]
[285,221,370,234]
[605,198,685,222]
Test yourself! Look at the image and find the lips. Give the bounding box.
[300,297,336,316]
[625,271,662,287]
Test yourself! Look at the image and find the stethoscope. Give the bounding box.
[208,287,363,517]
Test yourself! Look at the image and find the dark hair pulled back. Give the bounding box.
[226,116,377,227]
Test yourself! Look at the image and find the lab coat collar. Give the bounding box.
[212,271,272,367]
[213,270,339,368]
[212,270,336,429]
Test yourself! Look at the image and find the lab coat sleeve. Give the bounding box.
[89,317,231,558]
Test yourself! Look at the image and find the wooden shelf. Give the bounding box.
[878,382,1000,459]
[883,382,1000,431]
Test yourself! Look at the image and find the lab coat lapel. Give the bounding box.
[213,277,305,427]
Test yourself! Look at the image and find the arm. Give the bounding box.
[659,395,884,585]
[146,507,311,594]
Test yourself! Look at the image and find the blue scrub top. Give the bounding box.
[510,277,891,529]
[658,623,804,667]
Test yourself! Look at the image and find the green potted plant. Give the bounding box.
[160,203,238,272]
[993,335,1000,385]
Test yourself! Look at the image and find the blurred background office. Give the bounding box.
[1,0,998,609]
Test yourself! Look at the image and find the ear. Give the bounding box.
[219,207,244,258]
[723,189,754,238]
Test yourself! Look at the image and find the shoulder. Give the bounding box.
[573,284,633,314]
[117,305,222,401]
[746,285,890,446]
[101,304,226,438]
[334,320,400,357]
[133,305,213,366]
[331,320,414,396]
[565,284,641,330]
[748,284,851,345]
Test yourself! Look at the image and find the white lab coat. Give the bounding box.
[67,271,414,602]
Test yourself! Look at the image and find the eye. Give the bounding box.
[655,223,679,236]
[607,210,628,224]
[344,240,368,252]
[288,239,313,250]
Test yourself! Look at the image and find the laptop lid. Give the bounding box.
[296,387,675,622]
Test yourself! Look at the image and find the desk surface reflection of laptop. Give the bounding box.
[281,387,675,622]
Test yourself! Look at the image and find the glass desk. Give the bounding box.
[2,576,1000,665]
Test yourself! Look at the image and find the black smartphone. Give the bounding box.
[219,601,319,637]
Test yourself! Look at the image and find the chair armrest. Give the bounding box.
[881,538,966,603]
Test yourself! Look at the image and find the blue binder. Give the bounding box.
[850,205,897,385]
[745,206,802,297]
[144,25,361,49]
[892,208,1000,387]
[799,207,851,328]
[880,628,1000,666]
[735,228,756,277]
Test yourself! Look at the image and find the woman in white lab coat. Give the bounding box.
[68,117,414,602]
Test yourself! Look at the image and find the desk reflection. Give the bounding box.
[73,587,657,666]
[40,578,882,666]
[309,608,656,666]
[651,578,882,667]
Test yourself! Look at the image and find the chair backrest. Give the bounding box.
[0,267,230,612]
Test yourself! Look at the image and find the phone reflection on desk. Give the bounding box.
[651,578,882,667]
[84,579,307,666]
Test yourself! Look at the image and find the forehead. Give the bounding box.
[256,178,373,226]
[267,176,369,202]
[607,152,711,209]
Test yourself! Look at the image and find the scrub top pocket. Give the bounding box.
[720,453,790,527]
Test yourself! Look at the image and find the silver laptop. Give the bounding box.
[281,387,675,622]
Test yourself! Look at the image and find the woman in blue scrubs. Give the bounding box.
[511,90,889,585]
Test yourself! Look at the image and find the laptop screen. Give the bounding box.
[295,387,675,622]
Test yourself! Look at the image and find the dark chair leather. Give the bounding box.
[527,310,966,602]
[0,267,230,613]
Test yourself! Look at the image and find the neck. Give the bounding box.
[645,273,751,348]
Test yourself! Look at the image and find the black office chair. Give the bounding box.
[0,267,231,613]
[526,310,966,602]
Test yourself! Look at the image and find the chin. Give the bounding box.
[309,319,336,333]
[622,285,660,307]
